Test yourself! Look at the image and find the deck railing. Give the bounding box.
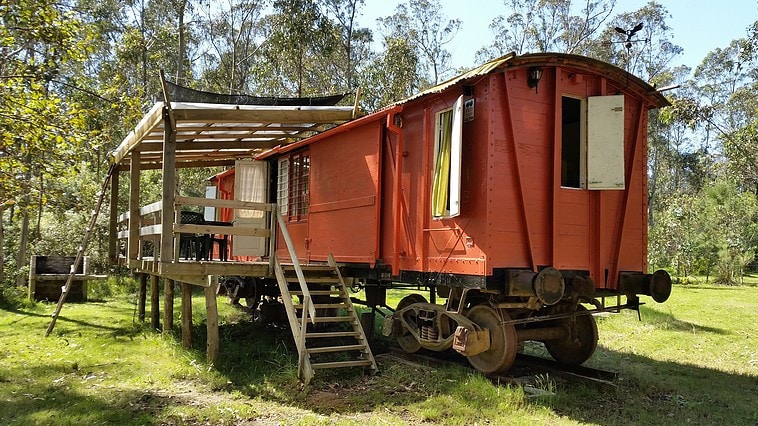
[115,196,276,270]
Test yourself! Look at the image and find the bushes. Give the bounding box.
[649,182,758,284]
[0,284,33,310]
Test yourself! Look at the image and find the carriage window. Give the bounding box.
[288,151,310,221]
[276,151,309,221]
[561,96,584,188]
[431,95,463,218]
[277,157,289,215]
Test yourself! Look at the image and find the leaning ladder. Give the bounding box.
[273,218,378,384]
[45,164,116,337]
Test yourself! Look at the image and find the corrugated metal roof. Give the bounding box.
[393,52,516,105]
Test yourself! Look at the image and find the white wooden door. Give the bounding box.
[587,95,625,190]
[233,160,269,257]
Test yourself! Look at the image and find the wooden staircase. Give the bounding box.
[273,253,378,384]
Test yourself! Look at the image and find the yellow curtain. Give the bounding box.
[432,110,453,217]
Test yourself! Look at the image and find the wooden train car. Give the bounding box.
[209,52,673,373]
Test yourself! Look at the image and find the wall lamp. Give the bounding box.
[527,66,543,93]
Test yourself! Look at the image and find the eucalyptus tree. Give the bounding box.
[589,1,681,81]
[377,0,460,87]
[253,0,342,97]
[196,0,267,94]
[693,25,758,194]
[0,0,92,285]
[320,0,373,92]
[357,35,419,111]
[476,0,616,60]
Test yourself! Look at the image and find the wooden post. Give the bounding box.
[181,282,192,349]
[205,277,219,365]
[81,256,90,302]
[150,274,160,330]
[159,98,177,263]
[128,151,141,264]
[138,273,147,322]
[163,278,174,334]
[28,255,37,301]
[108,170,119,264]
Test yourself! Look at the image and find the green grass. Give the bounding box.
[1,284,756,425]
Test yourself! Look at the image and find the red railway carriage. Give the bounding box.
[215,53,672,373]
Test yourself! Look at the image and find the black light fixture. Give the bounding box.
[527,66,543,93]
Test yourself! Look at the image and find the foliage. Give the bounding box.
[476,0,616,60]
[377,0,460,86]
[649,181,758,284]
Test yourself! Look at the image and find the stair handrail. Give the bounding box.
[275,209,317,323]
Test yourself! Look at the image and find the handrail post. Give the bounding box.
[276,210,317,323]
[298,295,310,379]
[268,204,277,273]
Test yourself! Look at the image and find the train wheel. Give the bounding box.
[545,304,598,365]
[396,294,427,354]
[465,304,518,374]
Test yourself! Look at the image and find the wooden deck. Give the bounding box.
[127,257,273,286]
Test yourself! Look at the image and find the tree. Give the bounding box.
[255,0,341,97]
[377,0,460,87]
[321,0,373,92]
[476,0,616,61]
[692,24,758,193]
[196,0,266,94]
[358,35,419,111]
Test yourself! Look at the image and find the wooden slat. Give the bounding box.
[285,276,338,284]
[139,200,163,216]
[283,265,335,272]
[175,196,274,212]
[306,344,367,354]
[174,223,271,238]
[140,225,162,236]
[311,360,373,370]
[33,274,107,281]
[290,290,343,296]
[293,303,347,310]
[306,331,362,338]
[297,316,354,324]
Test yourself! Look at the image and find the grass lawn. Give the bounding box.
[0,283,756,425]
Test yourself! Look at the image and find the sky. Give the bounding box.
[358,0,758,73]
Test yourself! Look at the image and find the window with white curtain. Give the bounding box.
[431,95,463,218]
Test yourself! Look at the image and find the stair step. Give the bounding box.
[285,277,339,284]
[283,265,334,272]
[294,303,348,310]
[306,331,362,339]
[290,290,344,296]
[306,344,367,354]
[298,316,355,324]
[311,359,374,370]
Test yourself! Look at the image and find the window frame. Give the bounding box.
[431,95,464,219]
[560,95,587,189]
[279,149,310,222]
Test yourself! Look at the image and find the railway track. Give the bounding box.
[383,347,618,389]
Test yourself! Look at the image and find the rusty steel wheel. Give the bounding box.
[545,304,598,365]
[465,304,518,374]
[396,294,427,354]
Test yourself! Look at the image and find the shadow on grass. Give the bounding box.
[640,305,730,335]
[0,380,155,425]
[171,312,758,425]
[550,351,758,425]
[1,305,124,332]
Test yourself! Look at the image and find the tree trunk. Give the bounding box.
[176,0,187,84]
[0,205,4,284]
[15,205,30,287]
